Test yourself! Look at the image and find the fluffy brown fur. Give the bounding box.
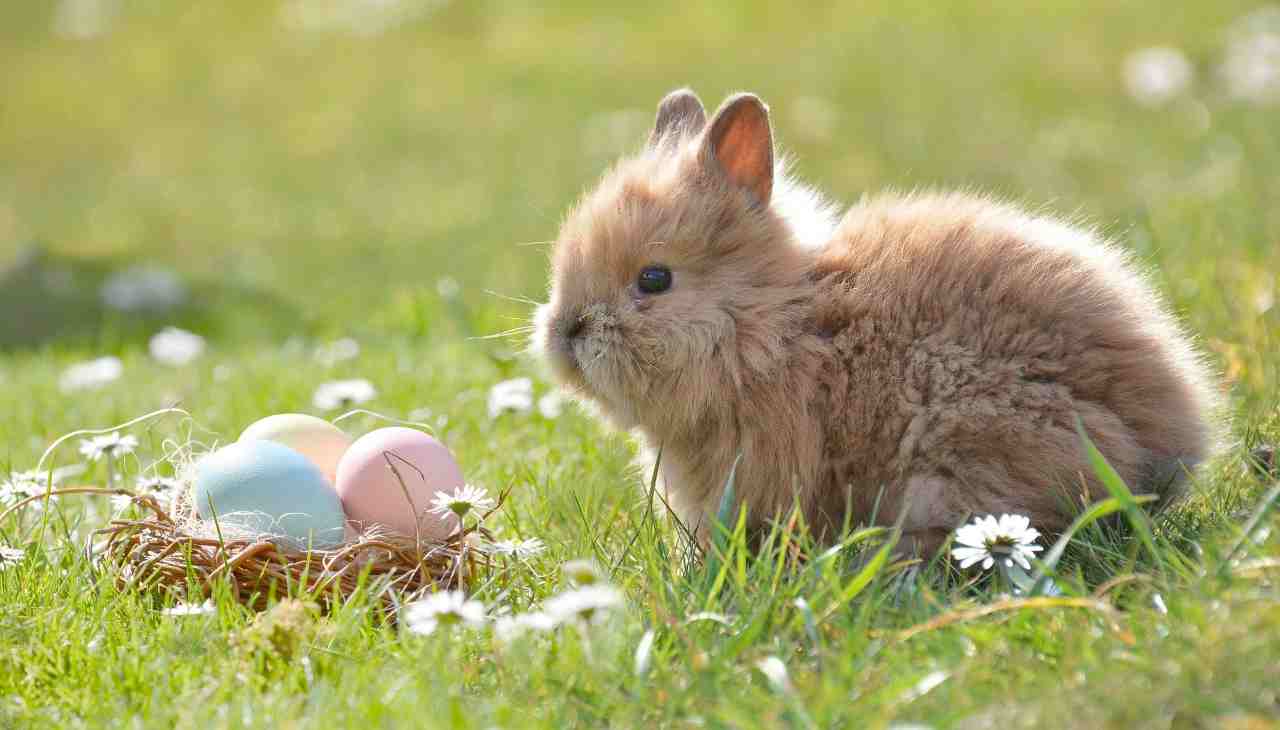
[534,89,1221,553]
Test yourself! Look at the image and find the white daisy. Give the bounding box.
[950,513,1044,571]
[487,377,533,419]
[0,545,24,571]
[136,476,181,494]
[488,537,546,560]
[561,558,604,586]
[148,327,206,366]
[0,474,37,506]
[162,599,216,617]
[1222,28,1280,103]
[312,378,377,410]
[427,484,495,521]
[754,656,791,693]
[78,432,139,462]
[52,0,118,40]
[537,391,564,419]
[403,591,487,635]
[212,364,234,382]
[59,356,123,393]
[1123,46,1193,106]
[493,610,558,642]
[110,494,134,514]
[544,584,624,625]
[634,629,656,677]
[436,277,461,299]
[99,264,186,312]
[314,338,360,366]
[1,465,82,506]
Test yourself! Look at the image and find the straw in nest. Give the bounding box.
[1,486,498,618]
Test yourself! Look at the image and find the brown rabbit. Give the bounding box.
[534,88,1221,554]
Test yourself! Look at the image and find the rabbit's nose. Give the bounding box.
[563,315,586,340]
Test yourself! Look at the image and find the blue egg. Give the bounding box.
[194,439,346,548]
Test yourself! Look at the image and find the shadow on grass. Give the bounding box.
[0,244,309,351]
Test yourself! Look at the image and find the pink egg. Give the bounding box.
[334,427,464,540]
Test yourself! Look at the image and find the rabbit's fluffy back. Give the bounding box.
[802,192,1220,547]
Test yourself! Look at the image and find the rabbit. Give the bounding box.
[533,88,1221,555]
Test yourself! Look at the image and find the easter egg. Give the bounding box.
[238,413,352,484]
[335,427,464,540]
[194,440,347,548]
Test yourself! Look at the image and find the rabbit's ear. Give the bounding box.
[648,88,707,147]
[703,93,774,207]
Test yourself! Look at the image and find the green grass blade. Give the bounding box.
[821,537,894,621]
[1219,482,1280,576]
[1029,496,1126,594]
[703,452,743,586]
[1075,416,1163,572]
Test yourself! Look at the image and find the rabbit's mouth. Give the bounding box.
[534,302,634,408]
[534,302,596,388]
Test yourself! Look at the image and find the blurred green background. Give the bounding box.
[0,0,1276,430]
[2,4,1280,727]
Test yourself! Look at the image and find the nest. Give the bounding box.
[3,487,493,618]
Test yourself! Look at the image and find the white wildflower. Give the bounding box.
[684,611,734,627]
[1221,24,1280,103]
[436,277,461,299]
[951,513,1044,571]
[52,0,117,40]
[634,629,656,677]
[149,327,206,366]
[562,558,604,586]
[315,338,360,366]
[78,432,138,462]
[488,537,545,560]
[312,378,377,410]
[212,364,234,382]
[100,264,186,312]
[59,356,122,392]
[0,545,25,571]
[403,591,487,635]
[162,600,215,617]
[136,475,181,495]
[537,391,564,419]
[427,484,495,522]
[487,377,533,418]
[280,0,447,37]
[110,494,134,514]
[1,465,82,506]
[544,584,624,625]
[901,670,950,704]
[1152,592,1169,615]
[0,474,38,506]
[754,656,791,693]
[493,610,557,641]
[1123,46,1193,106]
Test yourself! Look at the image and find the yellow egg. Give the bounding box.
[239,413,353,484]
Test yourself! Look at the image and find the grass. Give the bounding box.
[2,0,1279,727]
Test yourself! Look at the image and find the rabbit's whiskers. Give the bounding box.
[470,325,536,342]
[484,290,543,307]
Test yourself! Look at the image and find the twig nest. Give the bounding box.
[93,491,490,617]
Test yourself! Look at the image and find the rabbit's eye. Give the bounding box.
[637,265,673,294]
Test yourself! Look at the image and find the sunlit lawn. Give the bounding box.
[1,1,1278,727]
